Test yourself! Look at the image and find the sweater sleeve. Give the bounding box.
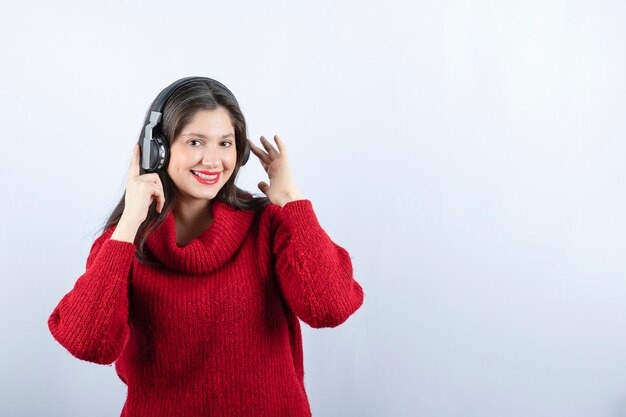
[270,199,364,328]
[47,227,137,365]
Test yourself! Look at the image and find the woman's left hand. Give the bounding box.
[248,135,306,207]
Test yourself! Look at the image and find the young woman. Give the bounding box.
[48,76,364,417]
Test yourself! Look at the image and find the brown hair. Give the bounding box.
[98,78,269,267]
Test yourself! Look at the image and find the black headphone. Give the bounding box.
[138,76,250,172]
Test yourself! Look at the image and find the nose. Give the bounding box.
[201,145,222,169]
[201,158,220,169]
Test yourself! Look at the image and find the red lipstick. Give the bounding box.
[191,170,220,185]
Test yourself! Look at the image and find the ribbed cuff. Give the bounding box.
[280,199,322,236]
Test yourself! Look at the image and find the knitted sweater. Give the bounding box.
[48,199,364,417]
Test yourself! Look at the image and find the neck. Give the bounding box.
[174,199,213,225]
[173,198,214,245]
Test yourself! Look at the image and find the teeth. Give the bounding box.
[193,171,218,180]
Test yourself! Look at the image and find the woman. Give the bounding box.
[48,76,364,417]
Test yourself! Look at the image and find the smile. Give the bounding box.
[191,170,220,184]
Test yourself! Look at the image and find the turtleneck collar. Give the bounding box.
[145,200,257,275]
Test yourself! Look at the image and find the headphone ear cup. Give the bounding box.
[151,134,170,171]
[140,133,169,173]
[241,140,250,166]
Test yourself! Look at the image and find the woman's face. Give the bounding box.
[167,107,238,203]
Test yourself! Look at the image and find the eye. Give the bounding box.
[187,139,202,146]
[221,141,233,147]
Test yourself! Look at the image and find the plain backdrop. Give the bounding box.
[1,1,625,416]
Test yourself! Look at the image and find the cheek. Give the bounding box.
[168,150,193,172]
[229,147,239,163]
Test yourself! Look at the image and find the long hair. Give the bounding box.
[98,78,270,267]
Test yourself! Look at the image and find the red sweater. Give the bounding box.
[48,199,364,417]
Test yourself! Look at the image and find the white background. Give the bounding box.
[1,1,625,416]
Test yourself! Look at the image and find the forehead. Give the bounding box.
[185,108,233,129]
[177,108,235,139]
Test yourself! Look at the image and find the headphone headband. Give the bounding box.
[153,76,205,114]
[152,76,239,114]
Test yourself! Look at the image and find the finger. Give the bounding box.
[150,172,165,189]
[151,178,165,198]
[273,135,287,156]
[151,176,164,193]
[155,174,164,190]
[260,136,279,158]
[258,181,269,194]
[129,144,140,179]
[150,183,165,213]
[157,190,165,213]
[248,139,271,164]
[140,173,160,183]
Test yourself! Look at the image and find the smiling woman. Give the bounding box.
[166,107,239,245]
[167,108,237,219]
[47,76,364,417]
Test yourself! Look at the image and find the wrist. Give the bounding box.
[119,214,143,230]
[111,215,142,243]
[278,190,306,207]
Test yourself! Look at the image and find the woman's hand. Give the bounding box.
[111,144,165,243]
[122,144,166,225]
[248,135,305,207]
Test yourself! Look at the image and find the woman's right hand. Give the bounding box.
[111,144,165,243]
[121,143,166,225]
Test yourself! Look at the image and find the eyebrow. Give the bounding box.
[180,132,235,139]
